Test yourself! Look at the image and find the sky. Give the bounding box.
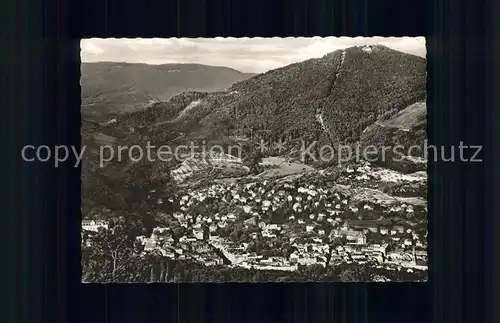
[81,37,426,74]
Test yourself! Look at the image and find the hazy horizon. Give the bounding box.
[81,37,426,74]
[80,60,260,74]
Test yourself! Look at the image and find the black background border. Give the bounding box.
[4,0,497,322]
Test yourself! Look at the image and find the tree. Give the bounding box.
[171,226,186,243]
[203,225,210,240]
[154,212,171,226]
[246,241,256,253]
[285,245,298,258]
[242,143,263,174]
[255,240,262,254]
[229,230,239,243]
[82,221,143,282]
[142,249,165,282]
[339,265,371,282]
[252,270,263,282]
[304,264,325,278]
[240,231,250,242]
[262,249,274,258]
[326,235,347,269]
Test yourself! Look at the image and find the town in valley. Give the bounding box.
[81,37,428,282]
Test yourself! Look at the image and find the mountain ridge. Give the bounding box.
[107,45,426,148]
[82,61,256,74]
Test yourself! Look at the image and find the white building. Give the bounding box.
[82,220,108,232]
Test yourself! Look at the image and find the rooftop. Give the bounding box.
[347,219,393,228]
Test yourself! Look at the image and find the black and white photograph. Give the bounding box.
[80,37,428,283]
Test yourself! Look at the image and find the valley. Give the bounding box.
[81,43,428,282]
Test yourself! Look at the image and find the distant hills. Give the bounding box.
[81,62,256,120]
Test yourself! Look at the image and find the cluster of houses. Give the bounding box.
[134,176,427,271]
[203,234,426,271]
[83,159,428,274]
[81,220,108,232]
[177,180,349,219]
[137,227,224,266]
[339,162,427,186]
[329,219,426,248]
[172,177,426,242]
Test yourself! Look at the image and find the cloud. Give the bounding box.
[81,39,104,55]
[81,37,426,73]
